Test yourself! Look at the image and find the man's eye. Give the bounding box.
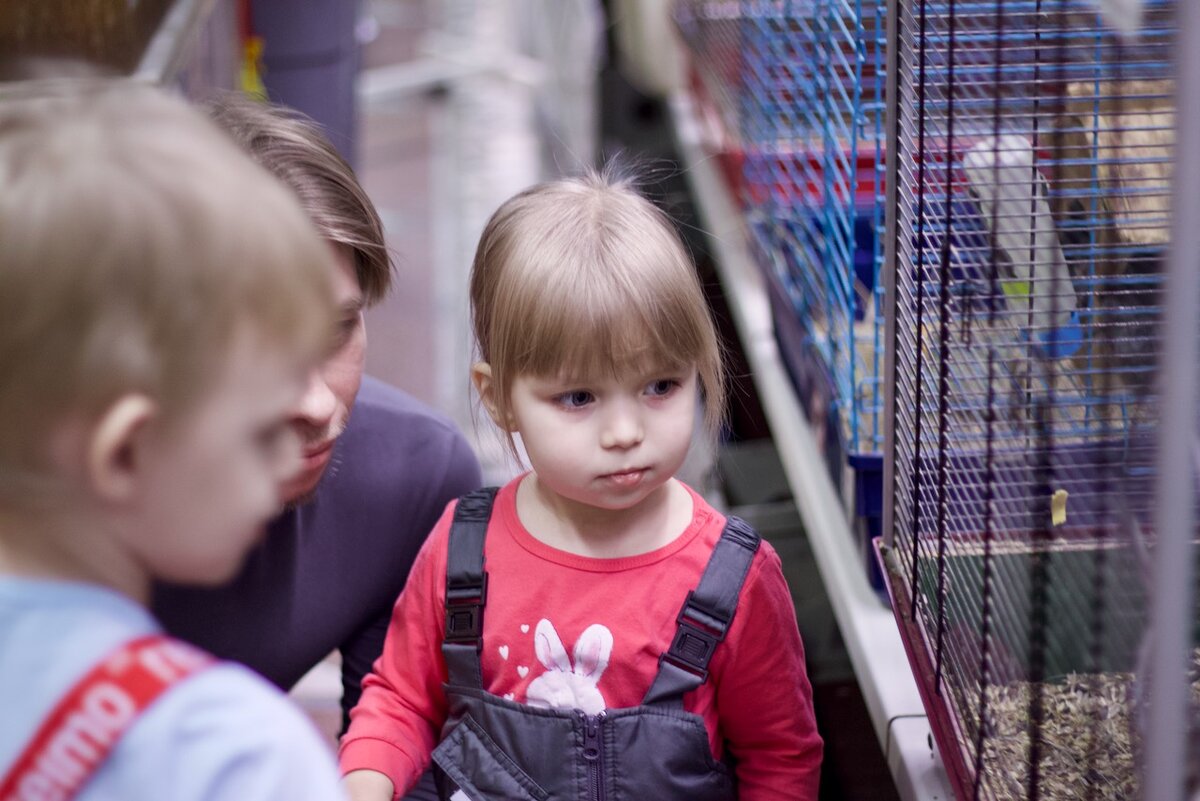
[556,390,593,408]
[646,379,679,397]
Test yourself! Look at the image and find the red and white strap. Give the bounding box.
[0,635,213,801]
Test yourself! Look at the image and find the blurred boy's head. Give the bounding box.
[0,79,335,590]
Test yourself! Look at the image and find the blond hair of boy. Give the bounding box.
[0,79,347,801]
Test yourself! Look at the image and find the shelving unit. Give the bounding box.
[670,91,952,801]
[134,0,221,83]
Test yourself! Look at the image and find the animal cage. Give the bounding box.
[880,0,1195,798]
[675,0,889,524]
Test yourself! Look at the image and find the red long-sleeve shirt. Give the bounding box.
[340,478,822,799]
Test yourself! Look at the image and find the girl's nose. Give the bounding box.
[600,404,644,450]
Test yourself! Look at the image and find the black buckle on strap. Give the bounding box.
[454,488,497,523]
[444,573,488,648]
[662,592,728,681]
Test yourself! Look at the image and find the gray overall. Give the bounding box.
[430,488,761,801]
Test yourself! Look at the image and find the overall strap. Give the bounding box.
[0,635,213,801]
[643,516,761,708]
[442,487,499,689]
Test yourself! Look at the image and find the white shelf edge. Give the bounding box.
[669,92,952,801]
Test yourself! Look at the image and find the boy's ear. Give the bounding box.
[86,394,158,503]
[471,362,513,431]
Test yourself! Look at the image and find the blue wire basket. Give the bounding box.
[677,0,889,497]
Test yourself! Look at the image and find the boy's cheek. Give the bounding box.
[271,427,305,486]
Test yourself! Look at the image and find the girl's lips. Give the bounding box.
[602,468,647,487]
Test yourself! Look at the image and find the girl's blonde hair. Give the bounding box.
[470,167,724,442]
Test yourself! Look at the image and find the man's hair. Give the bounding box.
[204,93,393,304]
[0,78,334,504]
[469,167,725,448]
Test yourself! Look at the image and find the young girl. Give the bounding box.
[339,171,822,800]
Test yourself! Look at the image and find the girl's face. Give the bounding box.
[505,364,698,514]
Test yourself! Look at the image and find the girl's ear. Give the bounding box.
[471,362,514,431]
[86,394,157,504]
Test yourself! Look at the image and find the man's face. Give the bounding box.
[276,244,366,504]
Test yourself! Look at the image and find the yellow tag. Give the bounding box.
[239,36,268,101]
[1051,489,1068,526]
[1001,279,1032,299]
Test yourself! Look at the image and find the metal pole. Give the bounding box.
[134,0,220,85]
[880,0,901,549]
[1144,0,1200,797]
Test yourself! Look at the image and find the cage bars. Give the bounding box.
[886,0,1180,798]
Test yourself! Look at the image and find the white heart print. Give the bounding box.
[499,645,510,660]
[521,624,530,634]
[517,665,529,678]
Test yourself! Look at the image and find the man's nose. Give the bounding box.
[291,368,337,432]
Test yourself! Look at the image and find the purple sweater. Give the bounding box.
[153,376,482,729]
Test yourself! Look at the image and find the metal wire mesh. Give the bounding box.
[884,1,1186,798]
[675,0,887,459]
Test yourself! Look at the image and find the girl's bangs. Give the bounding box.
[518,289,700,382]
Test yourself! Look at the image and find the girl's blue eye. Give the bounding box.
[557,390,594,408]
[646,379,679,397]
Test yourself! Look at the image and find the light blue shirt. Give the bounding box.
[0,578,347,801]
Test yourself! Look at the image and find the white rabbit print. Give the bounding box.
[525,619,613,715]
